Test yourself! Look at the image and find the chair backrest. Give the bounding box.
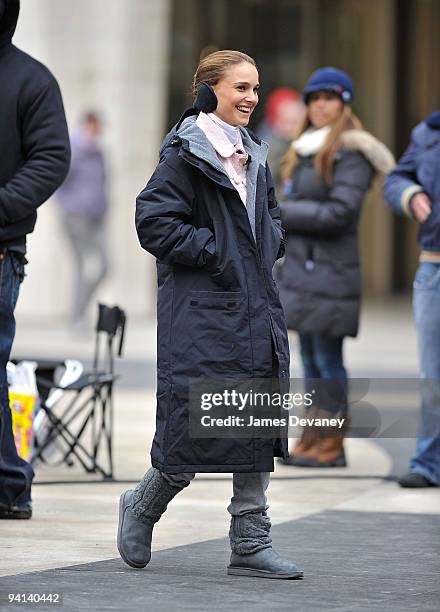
[94,303,126,373]
[45,360,84,409]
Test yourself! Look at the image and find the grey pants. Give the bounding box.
[162,472,270,516]
[63,214,109,323]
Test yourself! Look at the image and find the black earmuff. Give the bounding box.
[193,82,218,113]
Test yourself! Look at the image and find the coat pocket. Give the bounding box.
[186,290,250,371]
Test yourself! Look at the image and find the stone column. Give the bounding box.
[14,0,171,320]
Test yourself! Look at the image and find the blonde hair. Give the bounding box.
[192,50,257,97]
[281,105,363,185]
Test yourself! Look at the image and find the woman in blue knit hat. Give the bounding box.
[276,67,394,467]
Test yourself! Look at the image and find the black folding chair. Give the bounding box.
[30,304,126,480]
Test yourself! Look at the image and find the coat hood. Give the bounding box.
[162,113,268,173]
[340,129,395,174]
[0,0,19,48]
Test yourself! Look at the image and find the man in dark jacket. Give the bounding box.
[384,111,440,488]
[0,0,70,518]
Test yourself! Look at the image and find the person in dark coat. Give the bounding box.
[117,50,303,580]
[276,67,394,468]
[0,0,70,519]
[384,111,440,488]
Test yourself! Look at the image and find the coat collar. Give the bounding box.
[411,120,440,151]
[195,112,242,159]
[161,114,268,180]
[339,129,395,174]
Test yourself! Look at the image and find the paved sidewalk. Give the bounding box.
[1,387,439,611]
[1,388,412,577]
[2,510,439,612]
[1,299,439,611]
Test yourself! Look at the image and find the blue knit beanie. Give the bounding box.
[303,67,354,104]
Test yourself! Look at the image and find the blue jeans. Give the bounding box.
[299,334,348,416]
[0,250,34,506]
[411,262,440,485]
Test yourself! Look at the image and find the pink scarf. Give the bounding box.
[196,112,248,206]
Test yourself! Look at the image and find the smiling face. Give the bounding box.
[308,91,344,129]
[211,62,259,127]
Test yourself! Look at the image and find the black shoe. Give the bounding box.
[398,472,435,488]
[0,501,32,519]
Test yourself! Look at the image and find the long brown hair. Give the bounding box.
[281,105,363,185]
[192,50,257,97]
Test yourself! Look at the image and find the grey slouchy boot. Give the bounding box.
[228,513,303,579]
[117,468,188,568]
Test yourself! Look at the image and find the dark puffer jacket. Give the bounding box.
[276,129,394,337]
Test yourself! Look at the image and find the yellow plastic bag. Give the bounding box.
[7,361,38,462]
[10,392,37,461]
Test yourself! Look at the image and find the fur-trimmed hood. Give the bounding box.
[340,129,395,174]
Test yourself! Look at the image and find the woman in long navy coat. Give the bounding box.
[117,50,302,580]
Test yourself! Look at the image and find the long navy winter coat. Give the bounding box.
[135,111,290,473]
